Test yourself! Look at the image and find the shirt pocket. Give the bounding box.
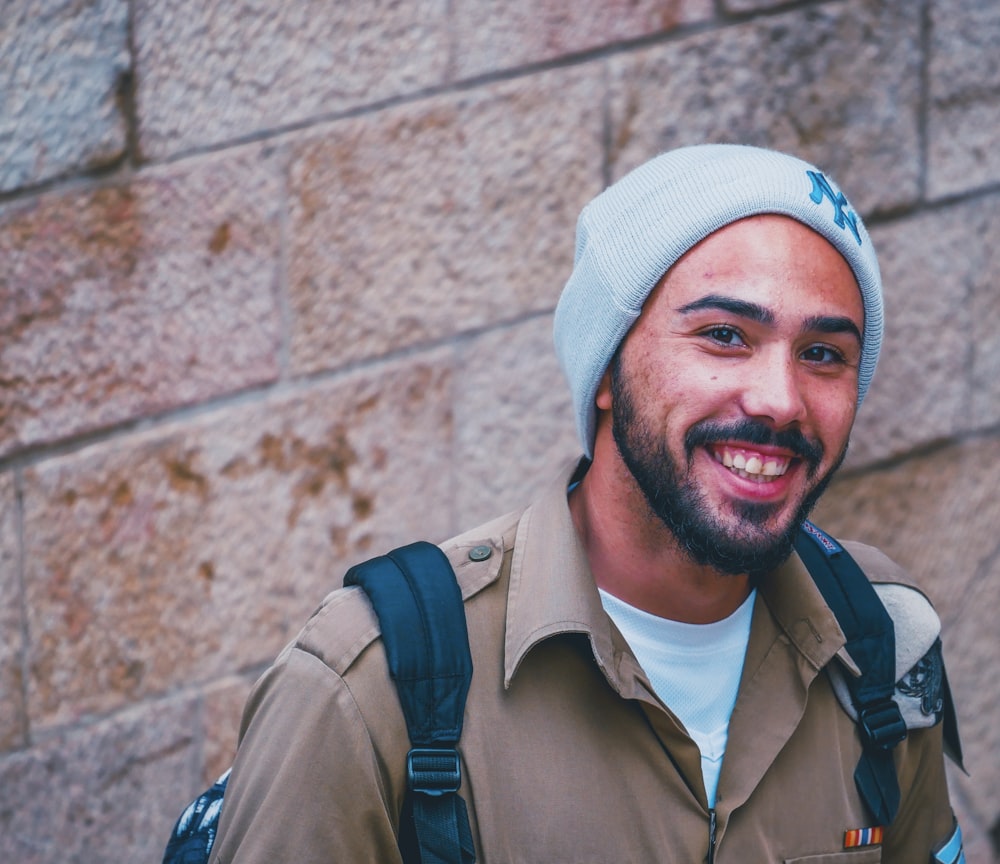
[785,850,882,864]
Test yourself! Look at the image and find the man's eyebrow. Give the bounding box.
[677,295,863,344]
[676,294,774,324]
[802,315,863,344]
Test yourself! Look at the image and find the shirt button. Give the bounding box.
[468,545,492,562]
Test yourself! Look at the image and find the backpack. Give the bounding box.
[793,521,962,826]
[162,541,475,864]
[163,523,959,863]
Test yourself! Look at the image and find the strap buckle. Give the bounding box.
[858,699,907,751]
[407,748,462,796]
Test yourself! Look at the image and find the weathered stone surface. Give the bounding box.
[849,194,1000,465]
[453,315,579,530]
[21,356,453,730]
[0,472,25,753]
[0,0,128,193]
[452,0,713,79]
[846,205,977,466]
[969,194,1000,429]
[929,99,1000,200]
[929,0,1000,96]
[0,146,283,459]
[927,0,1000,197]
[201,673,255,787]
[287,68,604,377]
[606,0,922,216]
[0,695,196,864]
[134,0,450,159]
[722,0,790,11]
[814,436,1000,855]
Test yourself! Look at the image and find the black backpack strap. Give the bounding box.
[795,522,907,826]
[345,541,476,864]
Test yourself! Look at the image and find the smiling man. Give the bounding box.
[209,145,964,864]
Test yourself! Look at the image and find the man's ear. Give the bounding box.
[595,367,613,411]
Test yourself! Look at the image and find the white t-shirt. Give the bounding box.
[599,587,756,807]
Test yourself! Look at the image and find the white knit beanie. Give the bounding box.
[554,144,883,458]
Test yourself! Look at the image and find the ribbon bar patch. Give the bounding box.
[844,826,884,848]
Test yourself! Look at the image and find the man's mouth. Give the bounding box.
[710,445,792,483]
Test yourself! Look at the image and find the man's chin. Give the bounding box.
[679,521,799,578]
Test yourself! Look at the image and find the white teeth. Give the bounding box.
[714,447,790,479]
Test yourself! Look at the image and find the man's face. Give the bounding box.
[599,215,865,577]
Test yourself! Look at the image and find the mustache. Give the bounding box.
[684,419,824,470]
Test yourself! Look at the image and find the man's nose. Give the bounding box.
[738,350,808,428]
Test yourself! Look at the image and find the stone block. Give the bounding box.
[814,436,1000,855]
[927,0,1000,198]
[929,0,1000,97]
[0,146,282,459]
[0,695,197,864]
[134,0,450,159]
[287,67,604,377]
[21,355,454,731]
[969,195,1000,429]
[0,0,128,193]
[851,194,1000,463]
[929,99,1000,200]
[0,472,25,753]
[606,0,922,216]
[453,315,579,529]
[846,206,977,466]
[452,0,713,79]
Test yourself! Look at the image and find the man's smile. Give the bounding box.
[709,445,792,483]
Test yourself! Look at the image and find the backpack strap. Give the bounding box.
[794,522,907,826]
[345,541,476,864]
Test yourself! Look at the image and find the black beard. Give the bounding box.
[609,354,845,578]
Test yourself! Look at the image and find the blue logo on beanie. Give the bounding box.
[806,171,862,246]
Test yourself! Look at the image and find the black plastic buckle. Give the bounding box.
[406,748,462,796]
[859,699,907,751]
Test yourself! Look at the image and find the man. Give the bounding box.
[209,145,963,863]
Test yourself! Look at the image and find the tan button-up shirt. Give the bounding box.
[211,466,955,863]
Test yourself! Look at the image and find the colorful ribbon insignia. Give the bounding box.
[844,826,884,848]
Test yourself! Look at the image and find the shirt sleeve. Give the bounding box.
[209,647,404,864]
[881,722,959,863]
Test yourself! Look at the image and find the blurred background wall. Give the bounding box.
[1,0,998,861]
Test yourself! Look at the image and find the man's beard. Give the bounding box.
[609,356,846,578]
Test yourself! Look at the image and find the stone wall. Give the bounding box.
[1,1,998,861]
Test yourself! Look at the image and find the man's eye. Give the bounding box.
[706,327,744,346]
[801,345,844,364]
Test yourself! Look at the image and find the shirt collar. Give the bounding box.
[503,459,623,689]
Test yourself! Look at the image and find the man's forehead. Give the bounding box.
[645,214,864,319]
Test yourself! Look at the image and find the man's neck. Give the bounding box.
[568,454,752,625]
